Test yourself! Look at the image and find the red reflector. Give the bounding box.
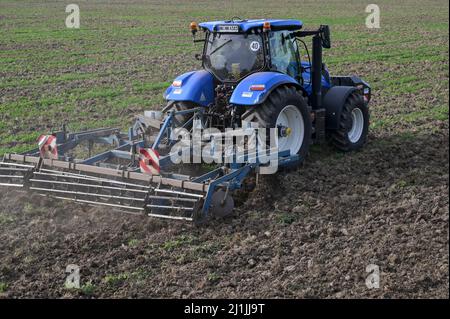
[250,85,265,91]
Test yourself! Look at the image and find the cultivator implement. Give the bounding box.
[0,108,300,222]
[0,157,206,221]
[1,19,372,222]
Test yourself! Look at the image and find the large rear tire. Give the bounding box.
[242,86,312,162]
[330,92,369,152]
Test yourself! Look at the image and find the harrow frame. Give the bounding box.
[1,107,301,222]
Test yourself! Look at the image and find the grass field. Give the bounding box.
[0,0,448,154]
[0,0,448,298]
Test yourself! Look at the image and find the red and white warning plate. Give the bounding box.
[138,147,160,175]
[37,135,58,159]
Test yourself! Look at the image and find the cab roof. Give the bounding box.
[199,19,303,33]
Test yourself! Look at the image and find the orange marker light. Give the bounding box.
[190,21,199,33]
[263,21,271,31]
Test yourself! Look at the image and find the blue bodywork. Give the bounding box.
[229,63,331,105]
[164,70,215,107]
[300,61,332,96]
[164,18,332,107]
[199,19,303,32]
[164,64,332,107]
[229,72,300,105]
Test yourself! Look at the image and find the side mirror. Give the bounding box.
[194,53,203,61]
[320,25,331,49]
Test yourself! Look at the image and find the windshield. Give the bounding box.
[204,33,265,82]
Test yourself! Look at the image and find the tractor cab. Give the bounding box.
[163,18,370,158]
[203,31,265,82]
[194,19,306,83]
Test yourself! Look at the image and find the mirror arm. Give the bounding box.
[291,25,330,48]
[291,30,320,38]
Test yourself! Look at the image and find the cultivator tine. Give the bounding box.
[29,187,147,203]
[0,159,205,221]
[27,170,150,212]
[146,213,194,222]
[147,195,198,203]
[37,169,150,189]
[143,184,204,221]
[154,188,204,198]
[0,162,34,188]
[47,196,145,212]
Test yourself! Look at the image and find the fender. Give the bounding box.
[301,61,332,96]
[229,72,301,106]
[323,86,357,130]
[164,70,215,107]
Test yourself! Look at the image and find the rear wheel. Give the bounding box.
[243,86,312,161]
[330,92,369,151]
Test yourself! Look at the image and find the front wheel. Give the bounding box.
[330,92,369,152]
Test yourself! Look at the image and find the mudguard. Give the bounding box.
[229,72,301,106]
[323,86,358,130]
[164,70,215,107]
[301,61,332,96]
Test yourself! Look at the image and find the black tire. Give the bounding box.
[242,86,312,162]
[330,92,369,152]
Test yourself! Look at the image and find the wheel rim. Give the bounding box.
[276,105,304,155]
[348,107,364,143]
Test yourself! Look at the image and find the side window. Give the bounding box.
[269,31,300,78]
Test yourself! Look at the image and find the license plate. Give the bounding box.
[217,25,239,32]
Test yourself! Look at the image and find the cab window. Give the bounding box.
[204,33,265,82]
[269,31,300,78]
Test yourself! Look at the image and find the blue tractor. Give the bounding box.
[164,18,371,158]
[0,19,372,222]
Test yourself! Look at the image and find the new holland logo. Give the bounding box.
[200,92,206,102]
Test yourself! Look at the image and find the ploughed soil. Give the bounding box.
[0,126,448,298]
[0,0,448,299]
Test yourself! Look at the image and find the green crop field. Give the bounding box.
[0,0,448,298]
[0,0,448,155]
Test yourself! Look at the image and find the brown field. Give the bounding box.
[0,0,448,298]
